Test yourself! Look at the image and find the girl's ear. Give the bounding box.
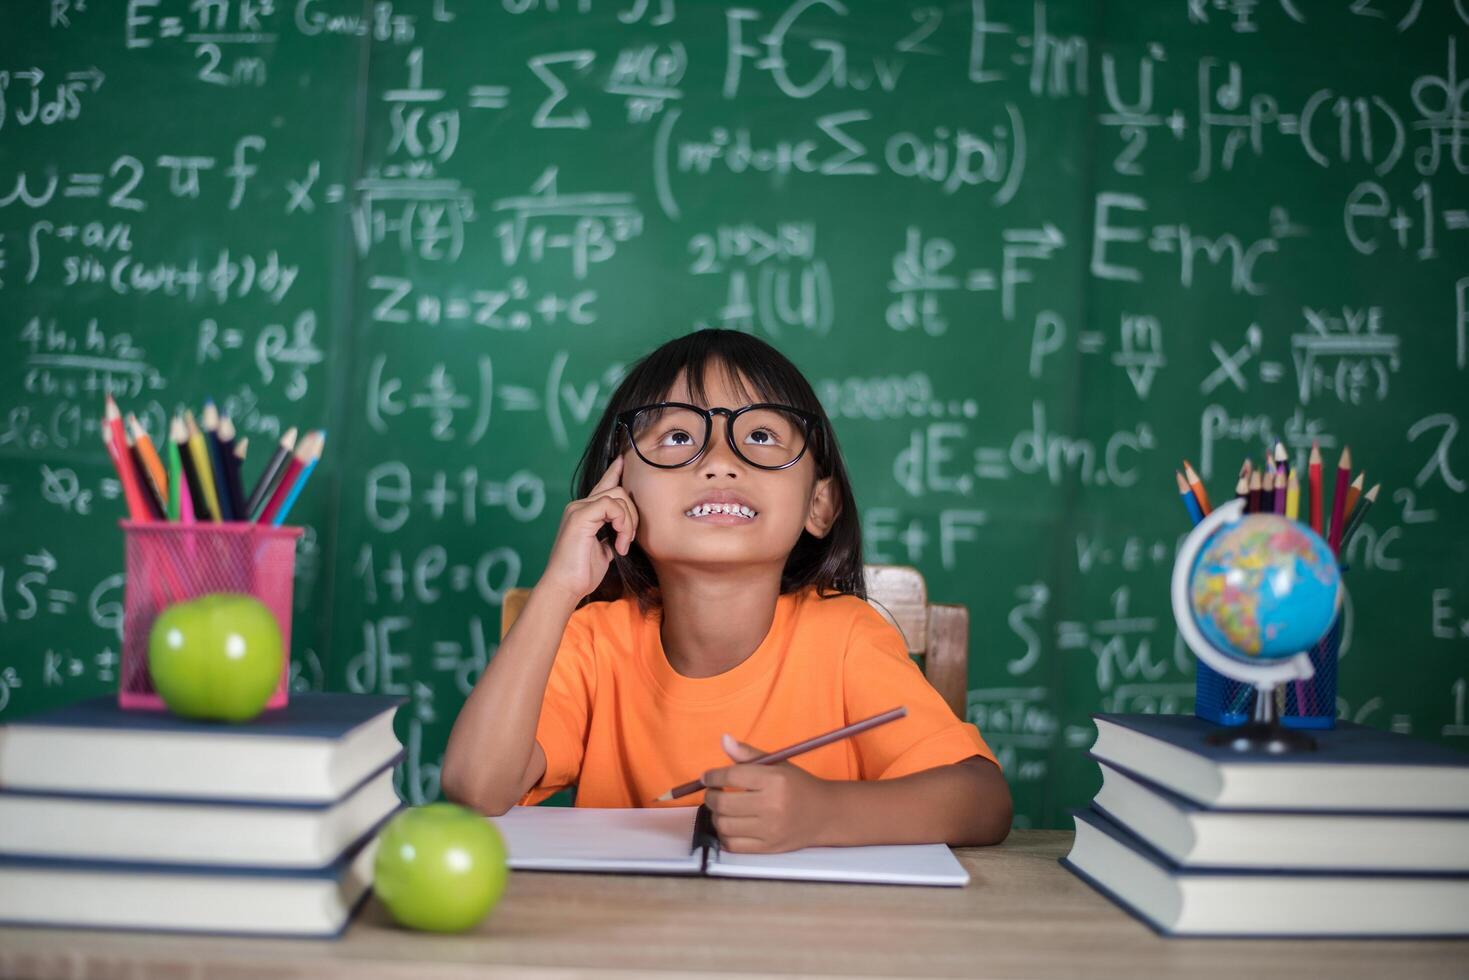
[804,475,841,539]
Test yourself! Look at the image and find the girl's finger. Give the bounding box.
[711,812,762,836]
[577,495,624,534]
[616,498,638,554]
[590,454,625,494]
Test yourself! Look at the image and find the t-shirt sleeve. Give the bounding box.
[842,602,1000,780]
[515,609,597,806]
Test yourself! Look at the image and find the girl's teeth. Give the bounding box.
[687,503,756,518]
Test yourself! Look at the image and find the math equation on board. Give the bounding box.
[1,0,1466,828]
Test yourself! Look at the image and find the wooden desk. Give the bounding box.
[1,831,1463,979]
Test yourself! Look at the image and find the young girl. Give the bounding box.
[442,329,1011,853]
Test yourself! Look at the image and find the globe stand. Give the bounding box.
[1202,682,1318,753]
[1172,498,1339,756]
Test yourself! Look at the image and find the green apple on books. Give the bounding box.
[0,692,406,937]
[148,592,284,723]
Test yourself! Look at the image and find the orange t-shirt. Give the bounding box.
[517,585,998,808]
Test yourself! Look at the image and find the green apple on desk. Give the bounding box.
[374,803,510,933]
[147,592,283,722]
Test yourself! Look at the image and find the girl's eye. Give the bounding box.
[746,428,780,445]
[661,429,694,446]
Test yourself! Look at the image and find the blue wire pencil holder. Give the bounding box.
[1195,612,1342,730]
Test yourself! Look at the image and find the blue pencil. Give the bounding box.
[1176,470,1204,526]
[273,430,323,526]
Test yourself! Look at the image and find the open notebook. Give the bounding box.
[490,805,970,887]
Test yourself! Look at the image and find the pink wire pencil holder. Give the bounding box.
[117,520,303,711]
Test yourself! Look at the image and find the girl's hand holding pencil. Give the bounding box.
[673,707,909,854]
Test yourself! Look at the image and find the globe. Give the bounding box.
[1188,513,1341,662]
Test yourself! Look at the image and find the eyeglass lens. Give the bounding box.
[628,406,808,468]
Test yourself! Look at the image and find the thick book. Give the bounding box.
[1092,757,1469,871]
[0,757,403,868]
[0,693,406,803]
[1090,713,1469,811]
[491,805,970,887]
[1063,808,1469,937]
[0,827,380,938]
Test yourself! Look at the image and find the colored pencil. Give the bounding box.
[1327,445,1353,552]
[184,410,221,521]
[173,415,208,524]
[165,432,183,521]
[246,426,297,520]
[1339,483,1379,554]
[1272,462,1287,514]
[654,707,908,802]
[272,431,323,526]
[1285,468,1301,521]
[1182,460,1212,516]
[256,432,314,525]
[1343,472,1365,522]
[1247,467,1263,514]
[127,414,168,500]
[201,401,234,521]
[102,397,149,521]
[218,416,249,521]
[1308,442,1323,535]
[1177,470,1204,525]
[231,435,250,523]
[1273,441,1289,483]
[1235,472,1249,507]
[126,431,167,519]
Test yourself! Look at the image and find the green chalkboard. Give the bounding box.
[3,1,1466,828]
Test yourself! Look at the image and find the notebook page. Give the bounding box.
[491,806,704,874]
[706,842,970,887]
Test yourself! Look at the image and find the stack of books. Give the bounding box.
[1063,713,1469,937]
[0,693,405,937]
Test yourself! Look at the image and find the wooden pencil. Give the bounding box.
[173,415,209,525]
[1308,442,1323,535]
[1327,446,1353,552]
[654,707,908,802]
[246,426,298,520]
[1182,460,1212,516]
[1343,472,1365,522]
[102,397,149,521]
[1339,483,1379,554]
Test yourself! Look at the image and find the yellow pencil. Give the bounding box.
[185,409,222,521]
[1285,468,1300,520]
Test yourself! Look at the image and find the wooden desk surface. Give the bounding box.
[1,830,1464,979]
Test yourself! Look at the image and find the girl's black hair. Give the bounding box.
[572,329,866,612]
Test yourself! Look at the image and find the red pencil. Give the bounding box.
[102,397,149,521]
[255,433,313,525]
[1327,445,1353,552]
[1308,442,1324,535]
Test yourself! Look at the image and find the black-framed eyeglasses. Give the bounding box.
[612,402,823,471]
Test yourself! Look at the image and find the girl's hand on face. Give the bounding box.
[701,734,834,853]
[538,455,640,605]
